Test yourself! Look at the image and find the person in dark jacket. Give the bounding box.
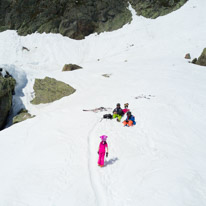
[123,111,136,127]
[113,103,124,122]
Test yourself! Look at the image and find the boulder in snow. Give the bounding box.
[191,58,197,64]
[185,53,191,59]
[102,74,112,78]
[13,109,34,124]
[62,64,82,72]
[196,48,206,66]
[30,77,76,104]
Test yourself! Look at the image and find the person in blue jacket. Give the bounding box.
[123,111,136,127]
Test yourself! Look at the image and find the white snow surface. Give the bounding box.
[1,1,206,205]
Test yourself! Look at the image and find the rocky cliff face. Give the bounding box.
[0,70,16,130]
[130,0,187,19]
[0,0,187,39]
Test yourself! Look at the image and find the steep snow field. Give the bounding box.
[1,1,206,205]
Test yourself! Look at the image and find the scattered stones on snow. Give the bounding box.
[135,94,155,100]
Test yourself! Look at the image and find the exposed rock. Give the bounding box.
[0,71,16,130]
[31,77,76,104]
[185,53,191,59]
[0,0,131,40]
[0,0,187,39]
[129,0,188,19]
[191,58,197,64]
[22,46,30,52]
[102,73,112,78]
[196,48,206,66]
[13,109,34,124]
[62,64,82,71]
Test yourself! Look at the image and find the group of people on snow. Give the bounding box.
[112,103,136,126]
[97,103,136,167]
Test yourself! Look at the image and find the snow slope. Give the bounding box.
[0,1,206,205]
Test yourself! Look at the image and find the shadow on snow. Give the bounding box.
[105,157,118,166]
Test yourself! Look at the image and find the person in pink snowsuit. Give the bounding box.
[98,135,108,167]
[122,103,130,114]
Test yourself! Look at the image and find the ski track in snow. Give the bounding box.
[87,113,160,206]
[87,117,105,206]
[87,116,119,206]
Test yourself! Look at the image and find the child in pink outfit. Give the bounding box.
[98,135,108,167]
[122,103,130,114]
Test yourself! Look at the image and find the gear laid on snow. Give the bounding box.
[103,114,113,119]
[83,107,111,113]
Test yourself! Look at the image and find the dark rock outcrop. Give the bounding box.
[62,64,82,71]
[191,58,197,64]
[0,71,16,130]
[31,77,76,104]
[130,0,188,19]
[0,0,131,39]
[196,48,206,66]
[0,0,187,40]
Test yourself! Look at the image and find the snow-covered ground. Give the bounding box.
[0,1,206,205]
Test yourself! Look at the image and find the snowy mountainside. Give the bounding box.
[0,1,206,206]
